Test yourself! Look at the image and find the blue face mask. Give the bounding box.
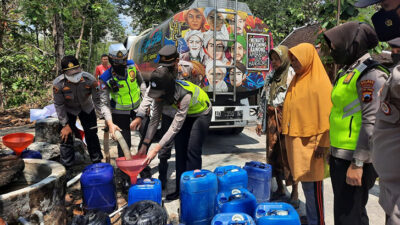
[372,4,400,41]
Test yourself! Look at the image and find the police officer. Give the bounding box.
[130,45,179,190]
[388,38,400,67]
[138,64,212,200]
[324,22,389,225]
[98,43,150,179]
[53,55,103,172]
[354,1,400,224]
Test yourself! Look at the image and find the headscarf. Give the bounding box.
[268,45,290,102]
[282,43,332,137]
[323,22,378,65]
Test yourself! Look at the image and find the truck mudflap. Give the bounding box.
[210,105,259,128]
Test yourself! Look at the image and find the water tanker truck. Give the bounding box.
[126,0,273,134]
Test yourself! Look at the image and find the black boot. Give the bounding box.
[158,159,168,190]
[166,191,179,201]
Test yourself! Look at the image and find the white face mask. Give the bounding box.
[65,72,83,83]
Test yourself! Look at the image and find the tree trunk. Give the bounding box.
[0,0,7,49]
[35,25,39,48]
[86,18,93,71]
[52,11,64,78]
[75,16,86,59]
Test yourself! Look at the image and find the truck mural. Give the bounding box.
[127,1,273,132]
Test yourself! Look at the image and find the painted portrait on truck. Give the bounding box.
[163,7,273,92]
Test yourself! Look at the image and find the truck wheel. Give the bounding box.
[231,127,244,135]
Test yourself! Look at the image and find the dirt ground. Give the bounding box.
[0,118,385,225]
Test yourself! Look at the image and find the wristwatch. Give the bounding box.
[351,158,364,168]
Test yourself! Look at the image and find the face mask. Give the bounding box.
[330,48,350,65]
[65,72,83,83]
[372,5,400,41]
[113,65,126,78]
[392,53,400,65]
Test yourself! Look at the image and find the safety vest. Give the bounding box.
[330,59,387,150]
[173,80,210,115]
[107,65,141,110]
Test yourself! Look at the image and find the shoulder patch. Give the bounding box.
[343,72,355,84]
[53,86,59,94]
[360,80,375,103]
[381,102,391,115]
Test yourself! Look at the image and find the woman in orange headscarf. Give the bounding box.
[283,43,332,225]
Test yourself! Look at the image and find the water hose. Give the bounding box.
[109,203,128,218]
[67,172,82,187]
[103,126,110,163]
[17,217,30,225]
[114,130,132,160]
[32,210,44,225]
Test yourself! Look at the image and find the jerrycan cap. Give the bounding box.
[230,168,239,172]
[143,178,153,184]
[193,169,206,178]
[232,214,245,222]
[231,189,241,195]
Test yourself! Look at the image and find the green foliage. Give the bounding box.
[113,0,191,32]
[245,0,322,44]
[316,0,384,64]
[0,0,124,109]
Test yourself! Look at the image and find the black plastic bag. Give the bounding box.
[122,200,168,225]
[70,210,110,225]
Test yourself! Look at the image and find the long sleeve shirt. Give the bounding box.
[98,68,146,121]
[53,72,100,126]
[331,54,389,163]
[144,86,212,148]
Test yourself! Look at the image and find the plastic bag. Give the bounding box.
[122,200,168,225]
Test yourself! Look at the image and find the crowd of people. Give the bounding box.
[51,0,400,224]
[254,0,400,224]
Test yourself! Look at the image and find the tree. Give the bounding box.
[114,0,191,32]
[0,0,124,109]
[244,0,322,43]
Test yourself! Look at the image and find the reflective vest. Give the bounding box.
[173,80,210,115]
[330,59,388,150]
[107,65,141,110]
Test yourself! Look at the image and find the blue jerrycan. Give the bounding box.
[211,213,256,225]
[180,169,218,225]
[255,202,300,225]
[12,149,42,159]
[243,161,272,202]
[80,163,116,213]
[214,165,248,193]
[128,178,162,205]
[216,188,257,216]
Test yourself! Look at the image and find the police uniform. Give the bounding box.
[329,53,389,224]
[144,72,212,199]
[53,65,103,167]
[372,64,400,225]
[136,45,180,188]
[99,59,147,157]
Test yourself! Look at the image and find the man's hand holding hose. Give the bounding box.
[141,143,162,166]
[106,119,121,139]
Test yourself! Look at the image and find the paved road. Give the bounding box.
[148,127,385,225]
[0,123,385,224]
